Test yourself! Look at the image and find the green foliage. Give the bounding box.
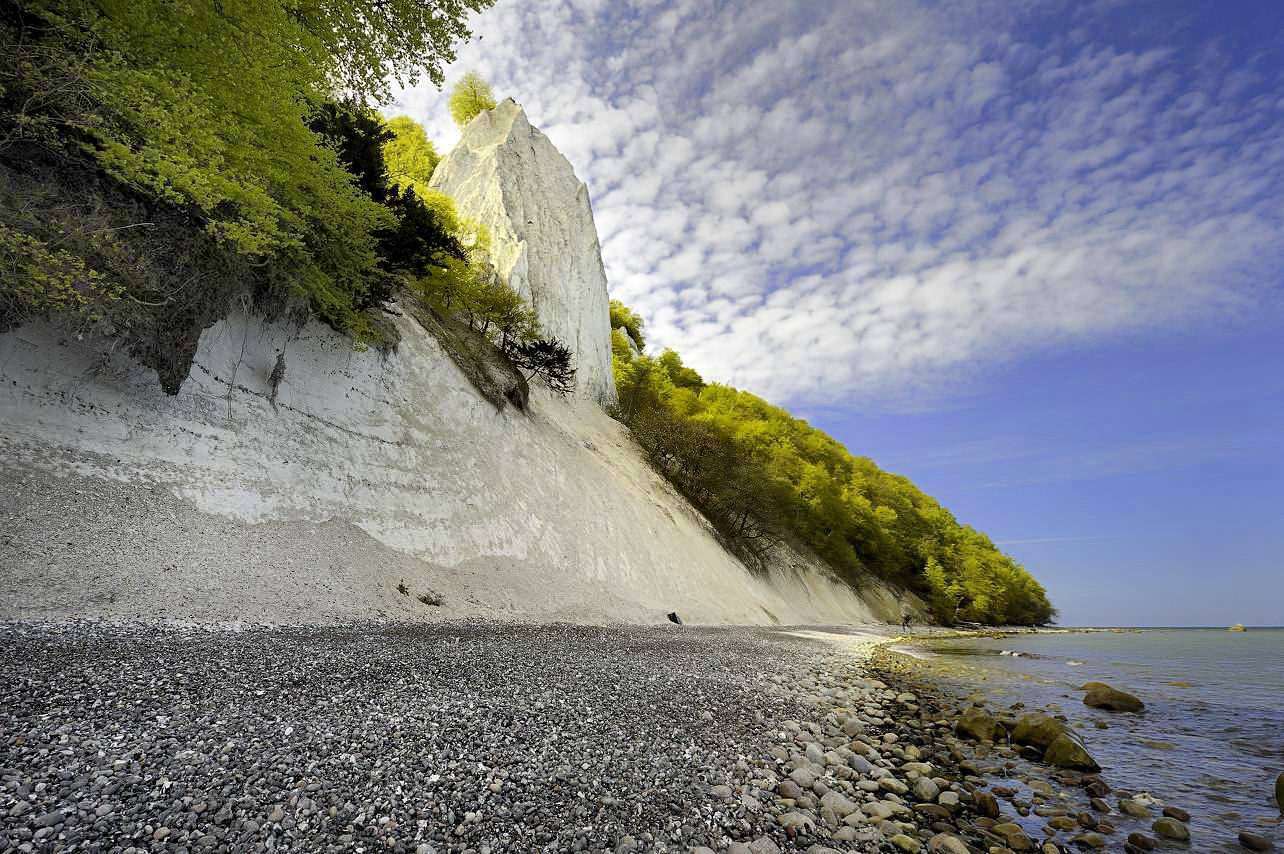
[383,115,440,198]
[0,0,489,389]
[448,70,497,129]
[0,222,124,328]
[609,300,1056,626]
[608,299,646,351]
[509,338,575,396]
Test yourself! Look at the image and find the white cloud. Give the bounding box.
[390,0,1284,410]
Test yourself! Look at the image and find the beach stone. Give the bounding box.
[709,784,733,800]
[1043,733,1100,772]
[1238,831,1272,851]
[819,791,859,818]
[777,779,804,800]
[777,811,816,832]
[1011,713,1067,750]
[1078,682,1111,691]
[1071,833,1106,849]
[1083,686,1144,713]
[956,708,1003,742]
[1007,832,1036,851]
[938,791,960,809]
[1046,816,1076,831]
[975,791,1001,818]
[1089,797,1110,812]
[789,768,818,789]
[1152,817,1190,841]
[879,777,909,795]
[913,776,941,803]
[747,839,782,854]
[1161,805,1190,822]
[1126,832,1157,851]
[1120,799,1151,819]
[1276,772,1284,813]
[890,833,921,853]
[927,834,970,854]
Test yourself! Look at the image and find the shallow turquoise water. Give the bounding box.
[918,628,1284,849]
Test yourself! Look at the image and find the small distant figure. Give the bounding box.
[901,608,912,632]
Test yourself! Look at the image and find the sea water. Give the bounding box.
[911,627,1284,849]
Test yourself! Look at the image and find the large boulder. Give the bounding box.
[1044,732,1101,772]
[1083,685,1145,713]
[1276,771,1284,813]
[1011,713,1067,750]
[431,98,617,404]
[956,707,1004,742]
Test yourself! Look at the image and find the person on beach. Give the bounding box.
[901,608,912,632]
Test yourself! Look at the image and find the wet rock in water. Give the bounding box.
[1071,833,1107,849]
[1012,712,1067,750]
[1276,771,1284,813]
[1238,831,1272,851]
[1152,816,1190,841]
[1083,685,1145,713]
[1078,682,1111,691]
[1126,831,1158,851]
[1120,799,1152,819]
[1043,732,1101,772]
[1161,805,1190,822]
[956,707,1004,742]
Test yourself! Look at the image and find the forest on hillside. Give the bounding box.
[609,304,1057,626]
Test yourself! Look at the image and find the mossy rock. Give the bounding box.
[1044,732,1100,772]
[1011,713,1067,750]
[1083,685,1145,713]
[955,707,1004,742]
[1151,817,1189,841]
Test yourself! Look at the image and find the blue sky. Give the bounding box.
[394,0,1284,626]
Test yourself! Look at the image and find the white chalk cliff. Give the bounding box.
[431,99,616,404]
[0,105,918,626]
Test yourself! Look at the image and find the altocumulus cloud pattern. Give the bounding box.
[394,0,1284,409]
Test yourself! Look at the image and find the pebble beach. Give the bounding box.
[2,621,1279,854]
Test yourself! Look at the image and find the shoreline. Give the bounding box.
[874,630,1284,853]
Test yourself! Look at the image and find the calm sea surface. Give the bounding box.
[908,628,1284,849]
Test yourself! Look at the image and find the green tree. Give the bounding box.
[383,115,440,198]
[448,71,497,129]
[609,299,646,350]
[1,0,490,389]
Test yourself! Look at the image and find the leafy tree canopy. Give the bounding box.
[448,70,497,129]
[1,0,490,386]
[609,299,1056,627]
[608,299,646,350]
[384,115,441,199]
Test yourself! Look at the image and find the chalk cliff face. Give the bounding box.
[0,313,908,625]
[0,105,920,626]
[431,99,616,405]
